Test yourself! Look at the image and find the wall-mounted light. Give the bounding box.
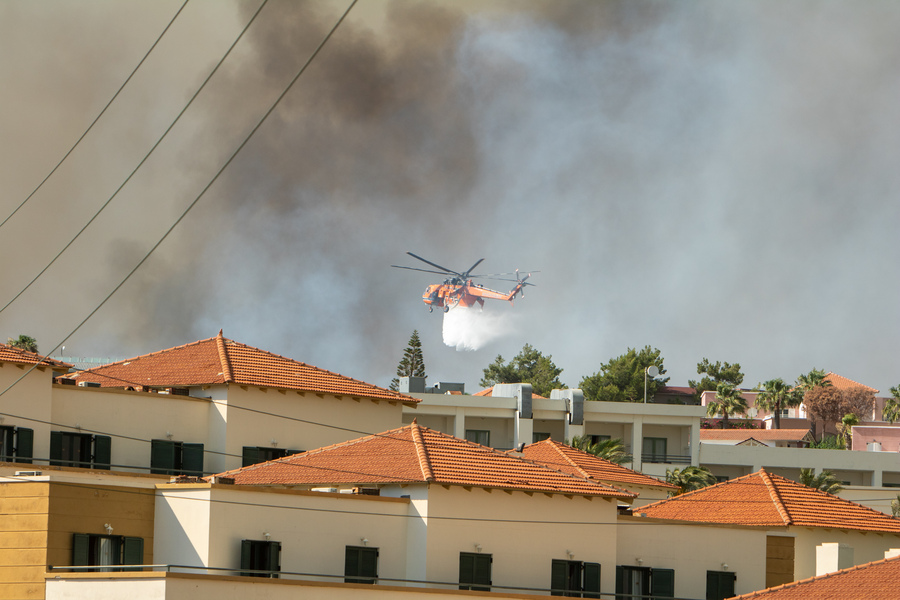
[361,538,369,546]
[721,563,728,571]
[271,439,278,447]
[566,550,574,560]
[104,523,114,535]
[475,544,483,553]
[264,531,271,541]
[636,557,643,565]
[166,431,174,440]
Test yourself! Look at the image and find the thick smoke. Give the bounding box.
[1,1,899,395]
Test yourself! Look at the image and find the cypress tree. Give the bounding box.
[390,330,426,391]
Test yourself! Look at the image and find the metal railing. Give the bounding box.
[641,453,691,464]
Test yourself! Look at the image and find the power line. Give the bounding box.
[0,0,357,376]
[0,0,190,231]
[0,0,270,316]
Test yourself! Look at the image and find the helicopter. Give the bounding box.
[392,252,534,312]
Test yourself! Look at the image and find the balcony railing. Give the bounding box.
[641,453,691,464]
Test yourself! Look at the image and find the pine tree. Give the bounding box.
[390,330,426,391]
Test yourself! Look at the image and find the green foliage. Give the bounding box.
[839,413,860,450]
[389,330,426,391]
[688,358,744,396]
[891,494,900,519]
[705,383,748,428]
[884,386,900,424]
[809,435,842,450]
[665,466,717,496]
[754,378,804,430]
[579,346,669,402]
[480,344,564,398]
[568,435,631,465]
[796,368,831,391]
[799,468,843,495]
[7,335,38,353]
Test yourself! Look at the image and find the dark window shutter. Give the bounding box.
[473,554,492,589]
[267,541,281,578]
[49,431,63,466]
[72,533,90,566]
[285,449,304,456]
[583,562,601,598]
[92,435,112,469]
[616,565,625,597]
[360,547,378,583]
[651,568,675,598]
[242,446,260,467]
[459,553,475,589]
[240,539,253,576]
[181,443,204,476]
[15,427,34,463]
[150,440,175,474]
[551,559,568,596]
[122,537,144,571]
[345,546,360,582]
[706,571,735,600]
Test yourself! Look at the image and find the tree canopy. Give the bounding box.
[665,466,717,496]
[804,384,874,432]
[7,335,38,353]
[688,358,744,396]
[799,468,843,495]
[579,346,668,403]
[754,378,803,430]
[884,385,900,424]
[389,330,426,391]
[705,383,748,428]
[480,344,564,398]
[568,435,630,465]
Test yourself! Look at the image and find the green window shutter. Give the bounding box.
[240,539,253,576]
[345,546,360,583]
[49,431,63,466]
[551,559,568,596]
[473,554,492,589]
[706,571,735,600]
[651,568,675,598]
[616,565,625,597]
[267,541,281,578]
[72,533,90,566]
[359,547,378,583]
[583,562,601,599]
[92,435,112,469]
[15,427,34,463]
[121,537,144,571]
[181,443,204,476]
[459,553,475,589]
[242,446,260,467]
[150,440,175,475]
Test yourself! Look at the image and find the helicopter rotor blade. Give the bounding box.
[391,265,454,276]
[462,258,485,278]
[405,252,460,276]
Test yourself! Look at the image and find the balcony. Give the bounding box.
[641,453,691,465]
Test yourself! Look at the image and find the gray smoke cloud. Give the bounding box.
[1,1,898,396]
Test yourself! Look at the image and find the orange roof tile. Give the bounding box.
[824,372,878,394]
[63,331,417,404]
[732,554,900,599]
[213,422,635,499]
[637,469,900,534]
[0,343,71,370]
[517,439,677,491]
[700,429,812,443]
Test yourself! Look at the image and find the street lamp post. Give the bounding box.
[644,365,660,403]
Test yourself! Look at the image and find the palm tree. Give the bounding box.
[796,368,832,392]
[838,413,859,450]
[665,466,717,496]
[706,383,748,429]
[568,435,631,465]
[883,385,900,424]
[799,468,843,495]
[755,378,803,430]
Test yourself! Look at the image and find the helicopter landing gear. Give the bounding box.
[443,306,450,313]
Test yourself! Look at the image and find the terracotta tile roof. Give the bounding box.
[699,429,812,443]
[731,555,900,599]
[213,422,635,499]
[517,439,677,491]
[0,343,71,369]
[636,469,900,534]
[62,331,417,404]
[824,373,878,394]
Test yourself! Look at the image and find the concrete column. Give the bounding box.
[514,411,533,449]
[872,469,883,487]
[566,423,584,442]
[632,417,644,471]
[689,420,700,467]
[453,407,466,440]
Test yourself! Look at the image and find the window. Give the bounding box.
[345,545,378,584]
[465,430,490,447]
[589,435,611,445]
[151,439,204,476]
[551,559,601,598]
[240,539,281,578]
[459,552,492,591]
[241,446,303,467]
[616,566,674,599]
[533,432,551,443]
[642,437,667,463]
[50,431,111,469]
[706,570,735,600]
[0,426,33,463]
[72,533,143,572]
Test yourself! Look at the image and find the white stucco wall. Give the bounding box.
[792,527,900,581]
[0,364,56,461]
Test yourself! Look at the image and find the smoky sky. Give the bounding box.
[1,0,898,396]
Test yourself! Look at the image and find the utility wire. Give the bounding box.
[0,0,270,316]
[0,0,190,231]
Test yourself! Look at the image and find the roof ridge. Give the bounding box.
[759,469,792,526]
[547,439,601,480]
[826,372,878,392]
[72,336,219,375]
[410,420,435,482]
[216,330,234,384]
